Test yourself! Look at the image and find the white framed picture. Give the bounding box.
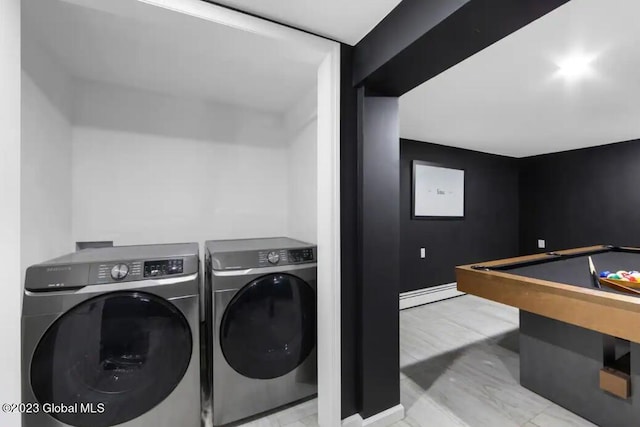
[412,161,465,219]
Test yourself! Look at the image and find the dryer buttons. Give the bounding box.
[288,249,314,263]
[110,264,129,280]
[267,251,280,265]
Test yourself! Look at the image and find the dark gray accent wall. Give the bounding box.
[358,93,401,418]
[519,139,640,255]
[400,139,520,293]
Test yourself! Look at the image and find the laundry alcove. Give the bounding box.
[19,0,341,425]
[21,0,321,273]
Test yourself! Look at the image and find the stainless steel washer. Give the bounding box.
[21,243,202,427]
[205,238,317,426]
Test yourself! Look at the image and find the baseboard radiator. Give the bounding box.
[399,282,464,310]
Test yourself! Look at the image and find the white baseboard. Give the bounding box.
[399,283,464,310]
[342,404,405,427]
[342,413,363,427]
[363,404,405,427]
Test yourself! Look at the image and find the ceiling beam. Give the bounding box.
[354,0,570,95]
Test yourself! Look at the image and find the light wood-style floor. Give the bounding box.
[235,295,596,427]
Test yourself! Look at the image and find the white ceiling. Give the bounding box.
[211,0,402,45]
[400,0,640,158]
[23,0,324,113]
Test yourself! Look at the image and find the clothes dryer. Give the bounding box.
[205,238,317,426]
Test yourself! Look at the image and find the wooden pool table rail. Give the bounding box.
[456,245,640,343]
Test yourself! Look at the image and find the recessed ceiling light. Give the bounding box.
[556,53,596,80]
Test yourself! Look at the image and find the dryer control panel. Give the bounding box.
[207,238,317,271]
[256,247,315,267]
[288,248,314,263]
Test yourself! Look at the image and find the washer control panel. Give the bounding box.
[25,249,199,291]
[92,258,184,284]
[144,259,184,277]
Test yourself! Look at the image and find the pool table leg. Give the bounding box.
[519,311,640,426]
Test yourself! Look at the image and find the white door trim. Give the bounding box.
[64,0,343,424]
[316,44,342,427]
[0,0,22,423]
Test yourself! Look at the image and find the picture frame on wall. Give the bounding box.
[412,161,465,219]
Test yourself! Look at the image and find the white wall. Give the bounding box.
[71,80,290,247]
[0,0,21,422]
[285,89,318,244]
[21,35,74,278]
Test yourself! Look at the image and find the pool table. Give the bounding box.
[456,245,640,427]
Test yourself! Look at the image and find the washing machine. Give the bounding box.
[205,237,317,426]
[21,243,202,427]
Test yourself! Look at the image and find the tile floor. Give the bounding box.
[234,295,596,427]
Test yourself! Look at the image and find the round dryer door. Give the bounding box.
[30,291,192,427]
[220,273,316,379]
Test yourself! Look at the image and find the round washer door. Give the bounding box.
[220,273,316,379]
[30,291,192,427]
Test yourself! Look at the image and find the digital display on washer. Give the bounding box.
[144,259,183,277]
[288,249,314,263]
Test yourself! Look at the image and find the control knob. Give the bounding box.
[267,251,280,265]
[111,264,129,280]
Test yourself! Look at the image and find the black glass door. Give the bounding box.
[30,292,192,427]
[220,273,316,379]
